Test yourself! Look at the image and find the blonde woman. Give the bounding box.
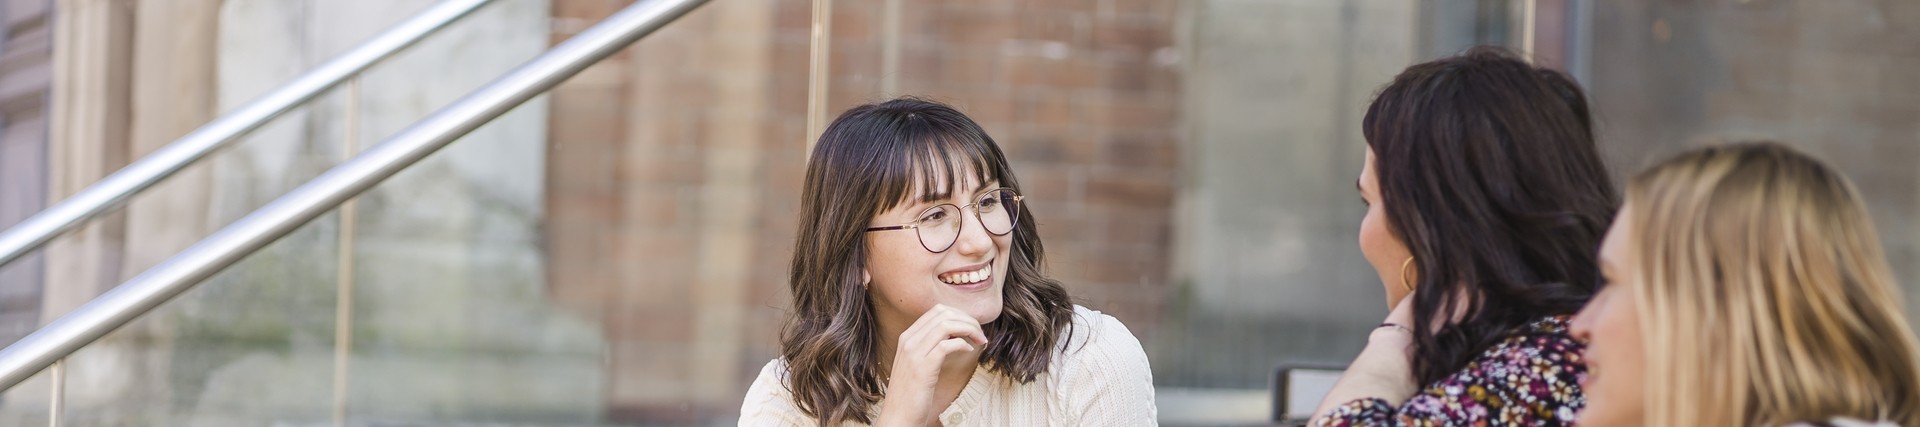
[1571,142,1920,426]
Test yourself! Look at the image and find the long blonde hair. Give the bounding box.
[1625,142,1920,426]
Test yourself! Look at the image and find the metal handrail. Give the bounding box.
[0,0,711,391]
[0,0,497,269]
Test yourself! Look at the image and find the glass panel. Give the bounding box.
[1585,1,1920,308]
[1167,0,1420,387]
[0,361,52,425]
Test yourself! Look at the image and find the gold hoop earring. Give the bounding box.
[1399,257,1416,292]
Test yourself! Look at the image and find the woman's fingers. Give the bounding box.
[895,305,991,363]
[897,304,954,347]
[936,318,989,347]
[901,306,981,345]
[932,337,978,356]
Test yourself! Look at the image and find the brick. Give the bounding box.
[1091,19,1172,52]
[550,191,622,225]
[1008,56,1102,90]
[1084,171,1173,209]
[1010,163,1074,202]
[1020,92,1079,128]
[772,0,813,35]
[1018,10,1090,44]
[939,8,1018,45]
[1100,131,1177,169]
[622,147,698,185]
[1101,57,1178,94]
[608,305,696,342]
[828,4,878,44]
[1100,96,1177,130]
[766,42,813,115]
[1103,0,1179,17]
[607,341,692,396]
[829,40,882,78]
[1098,215,1172,248]
[1001,131,1067,164]
[1031,212,1089,244]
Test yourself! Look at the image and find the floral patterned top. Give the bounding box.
[1318,316,1586,427]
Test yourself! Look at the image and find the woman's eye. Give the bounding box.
[919,210,948,223]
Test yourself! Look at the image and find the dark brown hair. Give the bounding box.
[1362,46,1619,385]
[780,97,1075,425]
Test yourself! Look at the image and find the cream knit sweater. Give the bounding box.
[739,305,1158,426]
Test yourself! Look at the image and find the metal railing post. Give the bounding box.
[0,0,711,392]
[0,0,496,269]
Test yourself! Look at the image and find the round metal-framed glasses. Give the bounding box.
[864,188,1024,253]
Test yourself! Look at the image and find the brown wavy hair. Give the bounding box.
[779,97,1075,425]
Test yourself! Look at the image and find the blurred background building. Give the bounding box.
[0,0,1912,425]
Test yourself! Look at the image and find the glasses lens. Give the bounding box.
[978,190,1017,235]
[915,204,962,252]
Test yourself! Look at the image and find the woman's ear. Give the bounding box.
[861,269,871,289]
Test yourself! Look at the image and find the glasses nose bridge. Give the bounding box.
[936,202,986,236]
[945,202,996,252]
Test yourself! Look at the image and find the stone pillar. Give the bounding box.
[0,0,54,346]
[42,0,131,323]
[25,0,139,423]
[122,0,219,287]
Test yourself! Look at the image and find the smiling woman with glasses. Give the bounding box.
[739,97,1158,426]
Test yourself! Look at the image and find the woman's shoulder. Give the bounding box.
[1401,315,1585,423]
[1447,315,1584,397]
[1045,305,1153,380]
[742,358,793,406]
[749,358,790,385]
[1488,314,1581,355]
[1040,305,1159,424]
[1465,315,1583,371]
[1056,305,1146,357]
[1516,314,1576,337]
[740,359,815,425]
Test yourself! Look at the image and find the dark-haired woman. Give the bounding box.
[739,98,1157,426]
[1311,47,1618,426]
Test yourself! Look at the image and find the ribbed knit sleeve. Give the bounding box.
[1047,305,1159,426]
[739,359,817,426]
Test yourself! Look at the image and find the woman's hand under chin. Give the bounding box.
[1310,292,1423,421]
[874,304,987,427]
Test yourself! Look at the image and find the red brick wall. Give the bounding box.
[545,0,1180,420]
